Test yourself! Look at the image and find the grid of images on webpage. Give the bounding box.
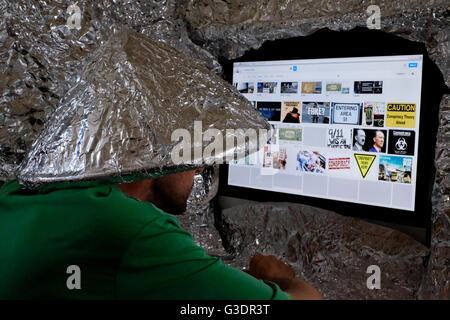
[229,56,422,211]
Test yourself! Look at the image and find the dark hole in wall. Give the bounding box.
[218,27,449,246]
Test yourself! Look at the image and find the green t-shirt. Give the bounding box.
[0,180,290,300]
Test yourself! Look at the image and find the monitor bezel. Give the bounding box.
[217,28,447,245]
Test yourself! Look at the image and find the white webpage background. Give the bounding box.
[229,55,423,211]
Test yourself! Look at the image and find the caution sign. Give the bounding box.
[385,103,416,128]
[354,154,376,178]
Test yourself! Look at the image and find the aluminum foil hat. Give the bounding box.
[17,30,269,188]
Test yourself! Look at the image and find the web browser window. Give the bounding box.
[229,55,423,211]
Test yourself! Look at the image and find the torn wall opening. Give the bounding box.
[214,27,448,245]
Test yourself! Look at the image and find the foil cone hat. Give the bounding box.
[17,30,269,187]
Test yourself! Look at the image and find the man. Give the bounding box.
[0,169,321,299]
[118,170,321,299]
[369,130,385,152]
[0,30,322,300]
[353,129,366,151]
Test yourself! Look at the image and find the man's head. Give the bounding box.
[373,131,385,149]
[355,129,366,146]
[117,168,204,214]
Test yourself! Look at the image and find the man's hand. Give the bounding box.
[245,254,323,300]
[246,254,295,283]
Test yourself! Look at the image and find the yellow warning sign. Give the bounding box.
[354,154,376,178]
[386,103,416,128]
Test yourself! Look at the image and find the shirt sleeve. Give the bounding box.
[115,215,290,300]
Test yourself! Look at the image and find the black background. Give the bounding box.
[388,130,416,155]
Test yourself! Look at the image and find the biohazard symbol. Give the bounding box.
[395,137,407,151]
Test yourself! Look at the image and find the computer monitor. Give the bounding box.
[218,27,450,246]
[220,54,434,231]
[228,55,422,210]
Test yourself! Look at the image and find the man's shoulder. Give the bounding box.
[0,180,183,299]
[62,182,179,230]
[0,180,179,245]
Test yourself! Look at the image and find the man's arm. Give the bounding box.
[115,216,291,300]
[245,254,323,300]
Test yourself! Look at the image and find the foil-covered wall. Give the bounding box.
[182,0,449,86]
[179,166,230,258]
[1,0,449,299]
[0,0,222,182]
[179,0,449,299]
[215,203,429,300]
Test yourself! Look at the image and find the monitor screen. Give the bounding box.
[228,55,423,212]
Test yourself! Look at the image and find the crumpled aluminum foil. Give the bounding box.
[1,0,449,299]
[0,0,222,183]
[186,166,220,218]
[217,203,429,300]
[15,29,268,187]
[183,2,449,86]
[418,93,450,299]
[179,165,230,258]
